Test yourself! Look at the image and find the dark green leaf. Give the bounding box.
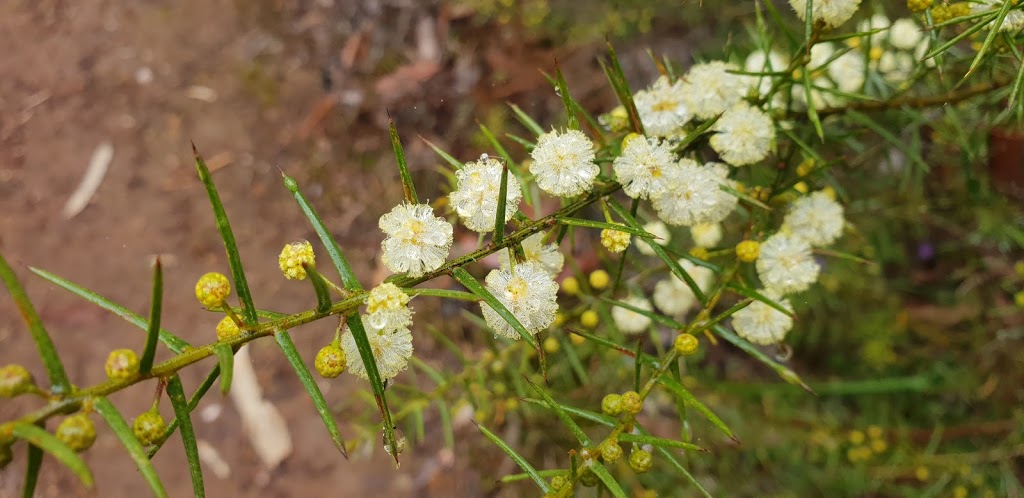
[22,438,43,498]
[726,284,794,317]
[345,314,399,465]
[139,258,163,374]
[475,422,551,493]
[213,344,234,396]
[554,217,656,238]
[507,103,545,137]
[12,423,92,488]
[304,264,333,313]
[494,161,510,244]
[657,445,714,498]
[166,376,205,498]
[523,376,590,445]
[712,325,812,392]
[422,137,465,169]
[93,397,168,497]
[618,433,704,452]
[147,366,220,459]
[657,376,736,440]
[388,114,419,204]
[964,2,1012,80]
[589,462,628,498]
[0,252,71,393]
[600,42,644,134]
[554,62,580,130]
[274,330,348,457]
[450,268,538,350]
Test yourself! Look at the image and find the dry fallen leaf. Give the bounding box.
[62,141,113,219]
[228,345,293,469]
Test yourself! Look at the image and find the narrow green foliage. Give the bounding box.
[212,344,234,395]
[633,338,644,392]
[494,161,510,244]
[422,137,465,169]
[588,462,628,498]
[727,284,794,317]
[600,296,681,329]
[657,445,714,498]
[478,123,518,170]
[720,184,771,211]
[924,11,996,61]
[846,110,928,172]
[802,66,825,141]
[657,376,736,441]
[475,421,551,493]
[139,258,163,374]
[304,264,333,313]
[507,103,545,137]
[148,366,220,459]
[166,376,205,498]
[387,115,419,204]
[12,423,93,488]
[23,439,43,498]
[274,330,348,458]
[193,143,257,326]
[600,41,644,134]
[554,62,580,130]
[0,252,71,394]
[404,288,479,301]
[345,314,399,465]
[93,397,168,498]
[712,325,813,392]
[451,267,539,350]
[31,268,189,354]
[555,217,655,238]
[524,376,590,445]
[965,1,1013,80]
[618,433,704,452]
[282,174,362,291]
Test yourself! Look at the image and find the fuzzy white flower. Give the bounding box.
[792,44,843,110]
[341,318,414,381]
[380,203,453,277]
[613,135,677,199]
[889,18,923,50]
[638,220,671,256]
[363,282,413,331]
[784,191,845,247]
[529,129,599,197]
[710,103,776,166]
[450,155,523,233]
[499,232,564,277]
[690,222,723,249]
[732,290,794,345]
[680,61,748,120]
[745,49,789,97]
[857,14,891,45]
[653,259,714,317]
[612,296,654,334]
[651,159,721,227]
[756,233,821,294]
[634,75,692,136]
[704,162,741,224]
[789,0,862,28]
[973,1,1024,31]
[480,262,559,340]
[878,51,914,84]
[827,50,866,93]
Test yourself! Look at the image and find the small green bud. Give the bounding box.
[0,364,36,398]
[216,316,241,341]
[314,345,346,378]
[550,474,569,491]
[601,393,622,416]
[601,441,623,464]
[674,334,700,356]
[56,414,96,453]
[195,272,231,308]
[105,349,140,381]
[620,390,643,416]
[629,449,653,473]
[132,411,166,446]
[278,240,316,280]
[579,468,599,487]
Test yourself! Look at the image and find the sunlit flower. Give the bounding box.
[340,318,414,381]
[364,282,413,332]
[651,159,721,227]
[710,103,776,166]
[379,203,454,277]
[601,228,632,253]
[613,135,677,200]
[756,233,821,294]
[499,232,564,277]
[732,290,794,345]
[612,296,653,334]
[889,18,923,49]
[279,241,315,280]
[653,259,714,316]
[690,222,723,248]
[638,220,671,256]
[783,191,845,247]
[680,61,748,120]
[634,75,692,136]
[481,262,559,340]
[450,155,523,233]
[529,129,599,197]
[789,0,862,28]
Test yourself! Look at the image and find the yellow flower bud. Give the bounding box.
[736,240,761,263]
[560,276,580,295]
[132,411,166,446]
[569,332,585,345]
[279,240,316,280]
[543,336,560,354]
[0,364,36,398]
[689,247,710,261]
[589,270,610,290]
[216,316,241,342]
[195,272,231,308]
[315,345,347,378]
[629,449,653,473]
[580,310,599,329]
[600,228,631,253]
[674,334,700,356]
[848,430,865,445]
[620,390,643,416]
[56,414,96,453]
[105,349,140,381]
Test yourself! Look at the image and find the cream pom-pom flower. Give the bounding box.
[651,160,721,227]
[612,135,678,200]
[480,262,559,340]
[732,290,794,345]
[789,0,862,28]
[756,233,821,294]
[652,259,714,317]
[633,75,692,136]
[637,220,671,256]
[680,61,748,120]
[709,103,776,166]
[279,241,315,280]
[783,191,845,247]
[888,18,923,50]
[529,129,599,197]
[379,203,454,277]
[612,295,654,334]
[363,282,413,332]
[690,222,723,249]
[340,318,414,381]
[450,155,523,233]
[499,232,564,277]
[827,50,866,93]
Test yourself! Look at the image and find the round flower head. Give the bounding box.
[972,1,1024,31]
[499,232,564,277]
[364,282,413,331]
[340,318,414,381]
[56,414,96,453]
[601,228,632,253]
[756,233,821,294]
[449,155,523,233]
[690,222,722,249]
[132,411,166,446]
[637,220,671,256]
[710,103,776,166]
[878,51,915,84]
[704,163,741,224]
[315,345,347,378]
[0,364,35,398]
[613,135,677,200]
[783,191,845,247]
[279,241,315,280]
[653,259,714,316]
[216,316,241,341]
[651,160,721,227]
[745,49,789,99]
[480,262,559,340]
[827,51,866,94]
[633,75,692,136]
[379,203,454,277]
[789,0,862,28]
[889,18,923,50]
[857,14,891,46]
[195,272,231,308]
[679,61,748,120]
[612,296,653,334]
[732,290,794,345]
[105,349,139,381]
[529,129,599,197]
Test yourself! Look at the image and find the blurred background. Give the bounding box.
[1,0,1022,496]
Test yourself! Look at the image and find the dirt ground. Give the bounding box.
[0,1,688,496]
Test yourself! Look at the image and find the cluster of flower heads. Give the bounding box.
[340,283,415,381]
